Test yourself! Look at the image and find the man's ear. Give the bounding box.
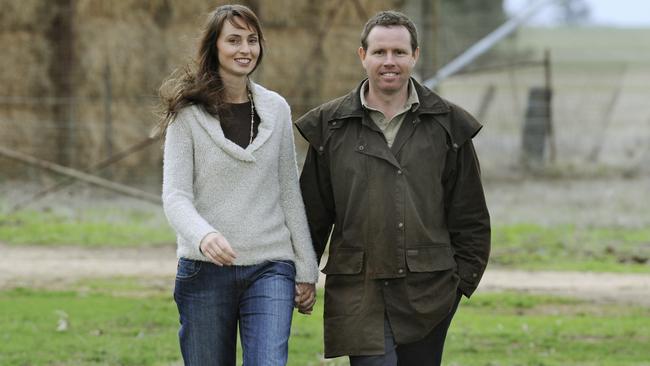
[358,46,366,62]
[412,47,420,65]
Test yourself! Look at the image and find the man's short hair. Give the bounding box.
[360,10,418,52]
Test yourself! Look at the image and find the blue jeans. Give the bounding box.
[173,258,296,366]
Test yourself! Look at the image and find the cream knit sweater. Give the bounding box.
[162,83,319,283]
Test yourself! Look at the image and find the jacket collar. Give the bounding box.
[360,79,420,114]
[329,78,450,123]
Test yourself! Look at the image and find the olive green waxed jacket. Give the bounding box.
[296,79,490,357]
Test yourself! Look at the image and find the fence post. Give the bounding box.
[544,49,556,163]
[521,87,552,169]
[103,63,113,179]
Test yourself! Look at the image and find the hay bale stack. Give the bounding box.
[0,0,404,183]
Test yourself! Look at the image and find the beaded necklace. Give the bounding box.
[247,88,255,145]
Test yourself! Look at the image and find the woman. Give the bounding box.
[158,5,318,365]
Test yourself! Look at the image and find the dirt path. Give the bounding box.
[478,269,650,306]
[0,243,177,289]
[2,243,648,306]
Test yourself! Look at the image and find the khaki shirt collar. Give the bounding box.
[360,79,420,114]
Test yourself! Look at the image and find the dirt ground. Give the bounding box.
[1,243,648,307]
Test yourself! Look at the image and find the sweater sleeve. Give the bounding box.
[162,110,217,258]
[276,101,320,283]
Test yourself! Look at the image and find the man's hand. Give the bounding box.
[200,232,237,266]
[295,282,316,315]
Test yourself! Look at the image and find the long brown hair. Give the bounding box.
[156,4,265,138]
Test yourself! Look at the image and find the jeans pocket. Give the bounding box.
[267,259,296,278]
[176,258,202,280]
[268,259,295,269]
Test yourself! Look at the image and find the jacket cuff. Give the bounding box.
[458,278,479,297]
[457,264,485,297]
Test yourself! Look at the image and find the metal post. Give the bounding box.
[103,63,113,178]
[544,49,556,163]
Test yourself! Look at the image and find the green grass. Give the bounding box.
[0,208,174,247]
[447,292,650,366]
[2,205,648,273]
[0,285,179,365]
[492,224,650,273]
[1,281,648,366]
[0,279,330,366]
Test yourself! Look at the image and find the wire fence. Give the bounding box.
[2,26,650,211]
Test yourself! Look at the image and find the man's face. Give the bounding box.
[358,25,419,96]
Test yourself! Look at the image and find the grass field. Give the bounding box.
[1,206,648,273]
[493,223,650,273]
[0,207,174,247]
[1,280,648,366]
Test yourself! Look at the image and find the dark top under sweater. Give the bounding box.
[219,102,260,148]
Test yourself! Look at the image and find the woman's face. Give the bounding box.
[216,17,260,80]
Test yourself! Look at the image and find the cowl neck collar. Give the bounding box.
[193,83,275,162]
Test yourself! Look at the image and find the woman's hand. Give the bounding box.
[295,282,316,315]
[200,232,237,266]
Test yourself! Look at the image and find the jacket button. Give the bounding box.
[472,273,478,278]
[397,170,403,175]
[332,121,337,126]
[398,268,404,274]
[453,143,459,149]
[384,281,389,286]
[318,146,324,152]
[398,222,404,229]
[358,145,365,151]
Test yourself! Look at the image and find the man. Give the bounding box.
[296,10,490,366]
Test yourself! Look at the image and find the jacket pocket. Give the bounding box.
[322,247,364,275]
[405,244,456,272]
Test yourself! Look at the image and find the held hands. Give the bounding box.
[200,232,237,266]
[295,282,316,315]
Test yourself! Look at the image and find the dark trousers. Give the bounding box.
[349,291,462,366]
